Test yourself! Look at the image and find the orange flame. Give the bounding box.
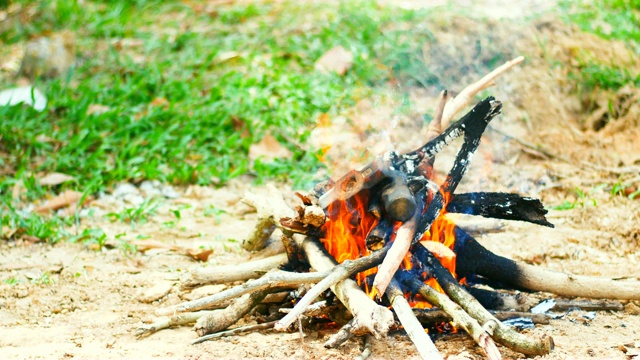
[320,187,462,309]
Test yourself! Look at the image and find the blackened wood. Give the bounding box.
[464,286,538,312]
[381,172,416,222]
[366,217,392,251]
[453,227,640,300]
[446,192,553,227]
[412,98,502,244]
[413,309,550,326]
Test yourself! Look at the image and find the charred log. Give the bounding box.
[447,192,553,227]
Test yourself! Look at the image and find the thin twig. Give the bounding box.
[136,311,215,338]
[357,334,375,360]
[192,321,277,344]
[324,319,355,348]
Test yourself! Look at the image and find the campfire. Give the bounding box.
[138,57,640,359]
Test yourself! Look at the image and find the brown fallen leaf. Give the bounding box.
[185,248,214,262]
[34,190,91,214]
[38,172,75,186]
[86,104,111,116]
[314,46,353,75]
[150,97,169,108]
[248,133,293,162]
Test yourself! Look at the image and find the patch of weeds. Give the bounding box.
[562,0,640,43]
[562,0,640,92]
[3,276,23,285]
[1,202,71,243]
[203,205,226,225]
[107,198,160,226]
[549,186,602,210]
[69,227,107,249]
[30,271,54,285]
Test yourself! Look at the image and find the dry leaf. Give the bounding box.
[420,241,456,259]
[248,133,292,162]
[314,46,353,75]
[185,248,214,262]
[11,180,26,199]
[34,190,89,214]
[38,172,75,186]
[86,104,110,116]
[130,239,180,252]
[150,97,169,108]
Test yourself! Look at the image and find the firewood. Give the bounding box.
[194,289,272,336]
[454,227,640,300]
[381,172,416,222]
[446,192,553,227]
[136,310,216,338]
[179,253,288,290]
[292,235,394,338]
[192,321,278,344]
[413,244,554,356]
[441,56,524,128]
[357,334,375,360]
[324,319,355,348]
[413,309,551,326]
[275,240,390,331]
[241,184,297,251]
[403,275,501,360]
[413,98,502,243]
[365,216,392,251]
[386,279,443,360]
[372,191,424,297]
[158,269,327,316]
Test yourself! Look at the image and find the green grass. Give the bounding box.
[562,0,640,91]
[1,0,437,244]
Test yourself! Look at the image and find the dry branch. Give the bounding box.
[159,269,327,316]
[414,244,554,356]
[192,321,277,344]
[357,334,375,360]
[180,253,287,290]
[136,310,216,338]
[386,279,443,360]
[241,184,297,251]
[194,288,273,336]
[293,235,394,338]
[441,56,524,128]
[404,276,501,360]
[413,309,550,326]
[324,319,355,348]
[276,242,390,331]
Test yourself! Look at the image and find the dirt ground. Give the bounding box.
[2,1,640,359]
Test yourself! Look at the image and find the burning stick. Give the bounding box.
[179,253,288,290]
[385,279,443,360]
[413,309,551,326]
[454,228,640,300]
[402,275,501,360]
[293,235,395,338]
[275,241,391,331]
[372,191,425,297]
[413,98,503,243]
[441,56,524,128]
[413,244,554,356]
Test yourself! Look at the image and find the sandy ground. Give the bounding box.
[2,1,640,359]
